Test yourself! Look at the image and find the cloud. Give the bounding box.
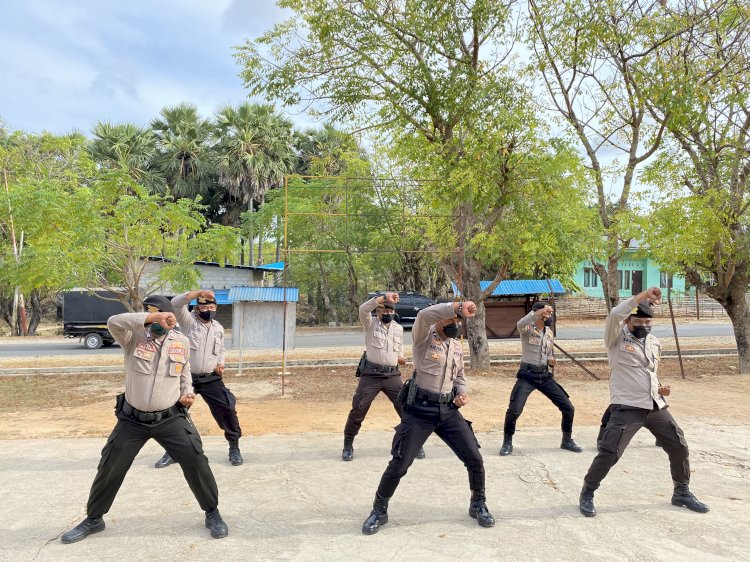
[221,0,289,36]
[0,0,295,134]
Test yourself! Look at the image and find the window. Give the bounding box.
[618,270,631,290]
[583,268,598,288]
[660,272,673,289]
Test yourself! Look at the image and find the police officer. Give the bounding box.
[154,290,244,468]
[579,287,709,517]
[61,295,228,543]
[499,301,581,456]
[361,300,494,534]
[342,292,424,461]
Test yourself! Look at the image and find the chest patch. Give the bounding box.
[134,341,156,361]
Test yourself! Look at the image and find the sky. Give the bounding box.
[0,0,302,135]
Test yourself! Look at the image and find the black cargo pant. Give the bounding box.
[344,372,403,438]
[503,371,575,435]
[193,375,242,442]
[584,403,690,491]
[86,409,219,518]
[376,400,484,498]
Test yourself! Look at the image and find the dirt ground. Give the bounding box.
[0,356,747,440]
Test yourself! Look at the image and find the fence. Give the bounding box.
[554,295,729,319]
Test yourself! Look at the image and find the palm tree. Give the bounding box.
[89,122,164,192]
[214,103,295,264]
[150,103,216,199]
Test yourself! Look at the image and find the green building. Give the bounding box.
[573,248,686,298]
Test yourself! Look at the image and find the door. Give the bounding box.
[631,271,643,295]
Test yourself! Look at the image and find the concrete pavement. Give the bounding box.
[2,422,748,561]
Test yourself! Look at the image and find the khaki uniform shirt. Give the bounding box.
[605,296,665,410]
[412,303,466,395]
[517,311,554,367]
[172,293,225,374]
[107,312,192,412]
[359,297,404,367]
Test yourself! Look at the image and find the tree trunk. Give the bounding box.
[462,261,490,369]
[318,261,339,323]
[27,289,44,336]
[345,250,359,321]
[718,282,750,375]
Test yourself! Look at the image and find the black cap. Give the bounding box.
[143,295,174,314]
[631,301,654,318]
[532,301,549,311]
[197,295,217,305]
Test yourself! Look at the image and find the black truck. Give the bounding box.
[62,290,128,349]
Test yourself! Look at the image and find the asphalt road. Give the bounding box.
[0,322,735,358]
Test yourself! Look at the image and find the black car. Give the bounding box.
[367,291,435,327]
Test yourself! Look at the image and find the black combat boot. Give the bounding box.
[342,435,354,461]
[416,446,426,459]
[469,490,495,527]
[499,434,513,456]
[205,508,229,538]
[561,432,583,453]
[671,482,710,513]
[362,493,389,535]
[154,451,175,468]
[61,517,105,544]
[228,439,244,466]
[579,486,597,517]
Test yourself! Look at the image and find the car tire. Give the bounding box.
[84,333,104,350]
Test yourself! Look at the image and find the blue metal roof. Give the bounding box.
[255,261,285,271]
[452,279,565,297]
[189,289,231,306]
[228,286,300,303]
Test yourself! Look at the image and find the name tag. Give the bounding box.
[134,341,156,361]
[621,343,636,353]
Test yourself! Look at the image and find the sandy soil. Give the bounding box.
[0,356,746,440]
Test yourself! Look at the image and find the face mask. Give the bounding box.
[631,325,651,339]
[380,314,393,324]
[544,316,554,327]
[198,310,216,322]
[150,323,169,337]
[442,323,460,339]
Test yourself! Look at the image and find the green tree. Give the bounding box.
[526,0,706,310]
[215,103,295,264]
[0,131,99,334]
[237,0,594,366]
[89,122,165,192]
[151,103,217,199]
[641,0,750,372]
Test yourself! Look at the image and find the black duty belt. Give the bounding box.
[363,360,399,374]
[414,386,454,404]
[520,362,549,374]
[193,372,217,379]
[122,399,181,423]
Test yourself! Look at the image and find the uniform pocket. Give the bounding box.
[669,420,688,448]
[390,423,410,459]
[213,335,222,355]
[168,357,186,377]
[184,425,204,455]
[222,387,237,408]
[97,428,121,469]
[464,418,481,449]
